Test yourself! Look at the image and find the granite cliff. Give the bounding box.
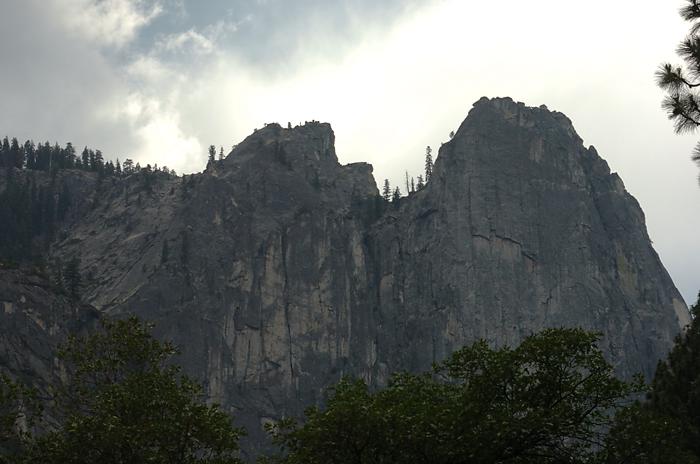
[0,97,690,454]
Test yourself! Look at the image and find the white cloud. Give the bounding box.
[157,28,215,55]
[135,109,202,171]
[58,0,163,48]
[2,0,697,302]
[154,16,248,57]
[139,0,699,302]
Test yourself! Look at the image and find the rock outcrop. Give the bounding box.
[1,98,690,455]
[0,265,99,400]
[366,98,690,382]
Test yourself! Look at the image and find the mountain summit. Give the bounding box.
[0,98,689,454]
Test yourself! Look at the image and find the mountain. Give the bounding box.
[0,97,690,454]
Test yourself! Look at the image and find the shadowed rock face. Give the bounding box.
[366,98,690,383]
[0,266,99,407]
[7,98,688,455]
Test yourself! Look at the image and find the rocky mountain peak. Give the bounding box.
[465,96,581,140]
[221,121,338,173]
[0,97,689,457]
[432,97,604,195]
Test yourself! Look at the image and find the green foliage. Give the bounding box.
[601,402,698,464]
[657,1,700,176]
[648,296,700,451]
[0,136,178,264]
[26,317,244,464]
[0,375,41,464]
[604,294,700,462]
[267,328,639,464]
[592,294,700,463]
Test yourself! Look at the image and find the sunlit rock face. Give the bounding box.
[29,99,690,454]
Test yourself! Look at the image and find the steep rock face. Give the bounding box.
[51,122,380,451]
[366,98,689,381]
[40,100,689,454]
[0,265,98,400]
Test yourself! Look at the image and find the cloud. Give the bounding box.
[156,28,215,55]
[58,0,164,48]
[134,107,202,170]
[153,17,248,58]
[156,0,700,302]
[1,0,698,302]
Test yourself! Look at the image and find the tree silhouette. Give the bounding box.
[269,329,639,464]
[657,0,700,180]
[382,179,391,202]
[424,146,433,182]
[392,186,401,204]
[208,145,216,167]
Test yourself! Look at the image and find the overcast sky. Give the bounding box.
[1,0,699,303]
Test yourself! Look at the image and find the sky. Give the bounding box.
[1,0,699,303]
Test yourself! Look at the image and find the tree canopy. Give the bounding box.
[0,308,697,463]
[19,317,244,464]
[267,328,640,464]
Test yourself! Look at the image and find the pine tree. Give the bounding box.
[123,159,134,175]
[416,174,425,190]
[64,142,76,168]
[219,146,224,162]
[94,150,104,173]
[10,138,22,169]
[81,147,90,170]
[382,179,391,202]
[392,186,401,203]
[657,1,700,180]
[207,145,216,167]
[411,177,415,193]
[0,137,9,168]
[104,161,115,177]
[425,146,433,182]
[88,149,96,171]
[51,143,61,171]
[24,140,35,170]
